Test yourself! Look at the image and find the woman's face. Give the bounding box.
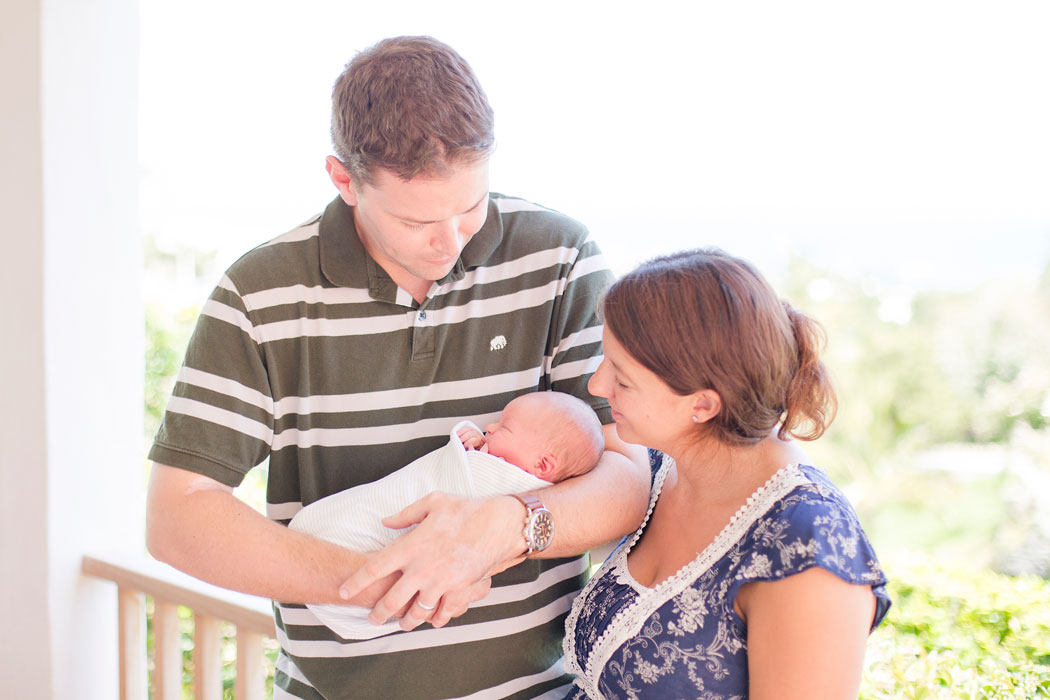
[588,327,697,452]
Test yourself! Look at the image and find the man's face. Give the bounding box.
[338,159,490,292]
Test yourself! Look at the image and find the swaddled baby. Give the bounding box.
[289,391,605,639]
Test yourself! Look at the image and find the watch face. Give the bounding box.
[532,509,555,550]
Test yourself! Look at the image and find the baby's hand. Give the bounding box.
[458,425,486,451]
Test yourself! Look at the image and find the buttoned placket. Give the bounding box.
[408,287,439,361]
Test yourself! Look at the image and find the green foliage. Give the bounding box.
[145,303,199,443]
[862,558,1050,699]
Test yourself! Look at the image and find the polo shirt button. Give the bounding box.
[418,310,426,321]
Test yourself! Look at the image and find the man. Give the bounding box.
[146,36,649,699]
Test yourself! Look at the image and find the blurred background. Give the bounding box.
[140,1,1050,696]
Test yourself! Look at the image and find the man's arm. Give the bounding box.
[531,423,649,557]
[337,422,650,629]
[145,462,394,606]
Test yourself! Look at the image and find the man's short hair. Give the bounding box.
[331,36,495,185]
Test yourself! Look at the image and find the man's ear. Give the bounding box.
[692,389,722,424]
[534,453,558,479]
[325,155,359,206]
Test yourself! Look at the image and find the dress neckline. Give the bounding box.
[570,457,813,682]
[616,458,807,595]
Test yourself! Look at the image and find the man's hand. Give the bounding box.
[337,492,525,628]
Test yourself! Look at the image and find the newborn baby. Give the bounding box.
[289,391,605,639]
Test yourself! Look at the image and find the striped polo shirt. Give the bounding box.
[149,193,614,699]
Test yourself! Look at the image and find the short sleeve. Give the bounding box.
[148,273,275,486]
[728,476,892,631]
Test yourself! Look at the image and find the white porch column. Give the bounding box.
[0,0,142,698]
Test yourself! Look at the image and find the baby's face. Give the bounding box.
[483,396,550,475]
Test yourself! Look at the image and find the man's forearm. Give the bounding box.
[146,463,387,606]
[529,444,650,558]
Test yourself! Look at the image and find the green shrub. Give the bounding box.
[862,558,1050,699]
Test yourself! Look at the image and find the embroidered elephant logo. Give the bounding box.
[489,335,508,351]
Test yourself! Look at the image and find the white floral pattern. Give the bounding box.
[562,458,890,699]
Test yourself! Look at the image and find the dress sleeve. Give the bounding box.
[727,482,892,631]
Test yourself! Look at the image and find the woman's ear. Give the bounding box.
[692,389,722,424]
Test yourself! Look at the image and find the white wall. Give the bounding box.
[0,0,52,696]
[0,0,142,697]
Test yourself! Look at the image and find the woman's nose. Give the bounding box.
[587,362,610,398]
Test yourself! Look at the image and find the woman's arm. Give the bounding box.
[738,566,877,700]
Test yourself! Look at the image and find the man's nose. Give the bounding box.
[433,218,464,255]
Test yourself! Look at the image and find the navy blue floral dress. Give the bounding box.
[563,458,890,699]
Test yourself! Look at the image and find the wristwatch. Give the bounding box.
[512,493,554,555]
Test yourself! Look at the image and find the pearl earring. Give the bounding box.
[691,415,699,423]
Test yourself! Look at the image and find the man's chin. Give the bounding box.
[423,259,458,280]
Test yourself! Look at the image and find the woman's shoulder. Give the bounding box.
[736,464,888,588]
[774,464,863,524]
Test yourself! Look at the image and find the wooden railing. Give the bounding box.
[82,554,276,700]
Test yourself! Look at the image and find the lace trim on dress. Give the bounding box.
[561,456,671,694]
[569,459,811,692]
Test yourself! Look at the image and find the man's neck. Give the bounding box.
[398,276,432,305]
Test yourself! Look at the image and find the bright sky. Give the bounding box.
[140,0,1050,299]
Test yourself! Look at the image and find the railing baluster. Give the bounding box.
[236,630,266,700]
[153,600,182,700]
[193,614,223,700]
[117,587,147,700]
[83,554,276,698]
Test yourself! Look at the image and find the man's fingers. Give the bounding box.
[400,596,441,631]
[380,494,437,531]
[430,576,491,629]
[368,570,437,624]
[338,554,400,602]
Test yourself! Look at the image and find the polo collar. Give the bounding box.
[318,195,505,299]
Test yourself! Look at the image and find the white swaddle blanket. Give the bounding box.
[289,420,552,640]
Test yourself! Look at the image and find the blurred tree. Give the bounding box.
[777,252,1050,572]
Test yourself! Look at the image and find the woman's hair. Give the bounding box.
[601,248,836,445]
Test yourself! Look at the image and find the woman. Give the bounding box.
[563,248,890,699]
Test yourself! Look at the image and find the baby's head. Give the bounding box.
[484,392,605,482]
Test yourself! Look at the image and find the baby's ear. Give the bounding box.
[534,453,558,479]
